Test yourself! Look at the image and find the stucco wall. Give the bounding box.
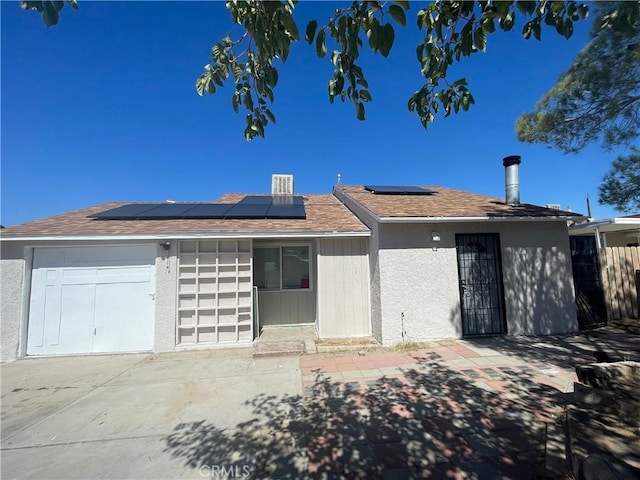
[1,243,27,362]
[377,224,461,345]
[317,238,371,338]
[0,240,179,360]
[499,222,578,335]
[376,221,578,345]
[154,241,178,352]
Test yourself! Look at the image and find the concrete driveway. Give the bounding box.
[1,349,302,479]
[1,327,637,479]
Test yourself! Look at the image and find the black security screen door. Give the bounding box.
[456,234,506,336]
[570,235,607,329]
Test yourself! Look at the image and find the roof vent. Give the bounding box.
[545,204,561,210]
[272,174,294,195]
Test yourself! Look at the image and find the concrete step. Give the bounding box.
[252,340,305,358]
[315,337,380,354]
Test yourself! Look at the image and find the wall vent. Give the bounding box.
[545,204,561,210]
[271,174,294,195]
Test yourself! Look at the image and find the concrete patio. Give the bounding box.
[1,327,638,479]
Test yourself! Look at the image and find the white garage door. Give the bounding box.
[27,245,156,356]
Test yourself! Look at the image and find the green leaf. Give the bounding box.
[280,40,290,62]
[515,0,536,15]
[532,21,541,40]
[359,89,372,102]
[305,20,318,44]
[338,15,348,42]
[243,91,254,111]
[578,4,589,19]
[195,73,214,96]
[388,5,407,26]
[356,102,365,120]
[544,12,557,27]
[474,27,486,51]
[316,29,327,58]
[42,1,59,27]
[268,67,279,87]
[379,23,395,57]
[499,12,514,31]
[482,17,496,33]
[281,12,299,41]
[232,93,240,112]
[265,108,276,125]
[367,19,380,51]
[232,63,243,81]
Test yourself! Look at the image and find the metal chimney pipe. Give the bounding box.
[503,155,521,206]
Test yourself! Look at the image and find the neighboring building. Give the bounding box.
[569,214,640,248]
[0,159,584,361]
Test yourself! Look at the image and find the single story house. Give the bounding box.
[1,159,584,361]
[1,194,372,362]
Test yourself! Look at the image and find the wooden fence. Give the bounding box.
[599,246,640,320]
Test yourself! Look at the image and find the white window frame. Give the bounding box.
[254,242,313,292]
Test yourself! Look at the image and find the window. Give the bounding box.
[254,245,310,290]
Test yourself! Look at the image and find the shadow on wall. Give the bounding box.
[164,357,570,478]
[503,245,576,336]
[598,246,640,322]
[448,303,462,339]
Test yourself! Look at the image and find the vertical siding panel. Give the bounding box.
[317,238,370,337]
[608,248,620,320]
[614,248,625,319]
[257,290,315,326]
[632,247,640,318]
[599,249,613,321]
[353,238,366,335]
[621,247,633,318]
[349,238,359,336]
[613,247,627,318]
[620,247,629,318]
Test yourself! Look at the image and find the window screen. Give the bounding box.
[254,245,310,290]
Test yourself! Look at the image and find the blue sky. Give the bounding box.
[1,1,625,226]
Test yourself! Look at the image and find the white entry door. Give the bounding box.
[27,245,156,355]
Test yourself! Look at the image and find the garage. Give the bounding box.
[27,245,156,356]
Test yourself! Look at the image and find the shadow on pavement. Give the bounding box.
[164,358,568,479]
[462,327,640,371]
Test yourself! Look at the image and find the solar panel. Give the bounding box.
[238,195,273,205]
[178,204,233,218]
[400,186,436,194]
[134,204,200,218]
[363,185,435,195]
[266,202,306,219]
[88,204,162,219]
[223,203,271,218]
[90,196,307,220]
[364,186,403,193]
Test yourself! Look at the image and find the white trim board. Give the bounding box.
[1,231,371,242]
